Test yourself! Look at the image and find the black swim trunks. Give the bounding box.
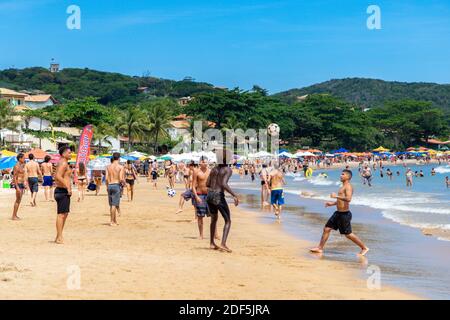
[126,179,135,186]
[28,177,39,193]
[207,192,231,222]
[54,187,71,214]
[325,211,352,235]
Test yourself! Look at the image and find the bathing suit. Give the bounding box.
[270,188,285,206]
[126,179,135,186]
[207,192,231,222]
[107,183,121,207]
[194,194,209,217]
[54,187,71,214]
[151,170,158,180]
[325,211,352,235]
[42,175,53,187]
[28,177,39,193]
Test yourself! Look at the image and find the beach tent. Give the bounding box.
[278,151,294,158]
[331,148,348,154]
[0,150,17,157]
[0,156,18,169]
[294,151,316,158]
[25,148,48,160]
[373,146,390,152]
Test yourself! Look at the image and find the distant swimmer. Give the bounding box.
[268,164,286,220]
[431,168,436,176]
[11,153,26,221]
[419,170,424,177]
[446,176,449,188]
[362,166,372,187]
[310,170,369,256]
[386,168,393,180]
[406,168,413,187]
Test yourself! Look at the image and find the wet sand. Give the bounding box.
[0,179,418,299]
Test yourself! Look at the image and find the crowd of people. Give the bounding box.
[3,147,449,256]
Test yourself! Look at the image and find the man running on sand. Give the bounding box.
[310,169,369,256]
[207,149,239,253]
[24,153,42,207]
[41,155,54,201]
[106,152,125,226]
[11,153,26,220]
[54,147,72,244]
[192,157,211,239]
[268,164,286,220]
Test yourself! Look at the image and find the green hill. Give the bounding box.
[0,67,218,105]
[273,78,450,111]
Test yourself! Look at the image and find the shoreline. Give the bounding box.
[0,178,418,299]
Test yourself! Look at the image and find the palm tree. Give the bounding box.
[144,100,173,153]
[116,105,147,152]
[93,122,116,154]
[0,100,19,147]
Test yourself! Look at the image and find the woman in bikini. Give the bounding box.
[77,162,87,202]
[125,160,138,202]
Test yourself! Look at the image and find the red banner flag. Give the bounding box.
[75,125,94,177]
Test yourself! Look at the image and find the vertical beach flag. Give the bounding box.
[75,125,94,180]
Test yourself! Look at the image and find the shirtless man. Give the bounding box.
[406,168,413,187]
[24,153,42,207]
[106,152,125,226]
[310,170,369,256]
[54,147,72,244]
[12,153,26,220]
[192,157,211,239]
[206,149,239,253]
[268,164,286,219]
[41,155,54,201]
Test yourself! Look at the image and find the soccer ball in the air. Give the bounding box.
[167,188,176,197]
[267,123,280,136]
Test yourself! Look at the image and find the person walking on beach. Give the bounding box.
[54,147,72,244]
[11,153,26,221]
[310,169,369,256]
[41,155,54,201]
[259,164,270,206]
[76,162,87,202]
[124,160,138,202]
[106,152,125,226]
[24,153,42,207]
[192,157,211,239]
[206,149,239,253]
[268,163,286,220]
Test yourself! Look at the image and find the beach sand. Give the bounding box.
[0,179,418,299]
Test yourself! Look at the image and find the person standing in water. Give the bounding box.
[24,153,42,207]
[406,168,413,187]
[11,153,26,221]
[268,163,286,220]
[41,155,54,201]
[106,152,125,226]
[310,170,369,256]
[54,147,73,244]
[206,149,239,253]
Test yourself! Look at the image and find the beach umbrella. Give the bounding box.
[87,158,110,170]
[0,149,17,157]
[157,155,173,161]
[331,148,349,154]
[278,151,294,158]
[122,155,139,161]
[0,156,17,169]
[373,146,390,152]
[127,151,147,158]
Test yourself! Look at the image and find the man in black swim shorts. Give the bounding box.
[54,147,73,244]
[310,170,369,256]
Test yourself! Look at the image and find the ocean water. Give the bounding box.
[230,164,450,299]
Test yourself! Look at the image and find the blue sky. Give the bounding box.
[1,0,450,93]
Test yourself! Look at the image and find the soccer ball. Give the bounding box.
[167,188,176,197]
[267,123,280,136]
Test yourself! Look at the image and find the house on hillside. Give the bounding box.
[24,94,58,109]
[0,88,28,106]
[178,96,193,106]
